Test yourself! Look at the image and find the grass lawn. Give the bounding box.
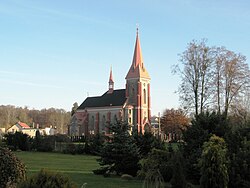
[15,152,143,188]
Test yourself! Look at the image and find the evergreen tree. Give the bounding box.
[199,135,229,188]
[138,149,173,183]
[170,151,186,188]
[133,131,164,159]
[182,112,229,183]
[226,128,250,187]
[94,120,139,176]
[33,130,42,151]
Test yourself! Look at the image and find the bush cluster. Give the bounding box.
[19,169,77,188]
[0,147,26,188]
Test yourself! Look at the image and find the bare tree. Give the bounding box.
[173,39,214,115]
[213,48,250,116]
[174,40,250,117]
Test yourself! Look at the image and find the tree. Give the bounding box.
[174,40,250,117]
[182,112,229,184]
[94,120,139,176]
[213,47,250,116]
[226,128,250,188]
[160,108,189,141]
[133,131,164,159]
[170,151,186,188]
[173,39,214,115]
[138,149,173,187]
[87,133,105,155]
[0,147,26,188]
[199,135,229,188]
[33,130,42,151]
[71,102,78,116]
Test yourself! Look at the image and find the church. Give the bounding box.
[69,29,151,136]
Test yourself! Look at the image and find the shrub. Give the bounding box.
[63,143,77,155]
[19,169,77,188]
[4,132,31,151]
[63,143,85,155]
[0,147,26,188]
[138,149,173,182]
[121,174,133,180]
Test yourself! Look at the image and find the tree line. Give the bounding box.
[0,105,70,134]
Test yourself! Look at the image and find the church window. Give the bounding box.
[129,117,132,124]
[143,89,147,104]
[129,109,132,114]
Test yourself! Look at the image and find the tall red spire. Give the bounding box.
[126,28,150,79]
[108,66,114,93]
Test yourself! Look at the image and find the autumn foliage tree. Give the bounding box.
[160,108,189,141]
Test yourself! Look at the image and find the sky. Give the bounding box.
[0,0,250,115]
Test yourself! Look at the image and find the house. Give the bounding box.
[69,29,151,136]
[7,121,31,133]
[43,127,56,135]
[7,121,40,137]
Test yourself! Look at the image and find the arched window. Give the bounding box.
[143,89,147,104]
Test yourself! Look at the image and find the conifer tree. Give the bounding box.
[95,120,139,176]
[200,135,229,188]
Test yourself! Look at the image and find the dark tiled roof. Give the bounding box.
[78,89,126,109]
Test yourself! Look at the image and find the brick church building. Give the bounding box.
[69,30,151,136]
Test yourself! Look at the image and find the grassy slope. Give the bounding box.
[16,152,143,188]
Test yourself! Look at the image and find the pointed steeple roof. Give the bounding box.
[109,66,114,83]
[108,66,114,93]
[126,28,150,79]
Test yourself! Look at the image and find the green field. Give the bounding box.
[15,152,143,188]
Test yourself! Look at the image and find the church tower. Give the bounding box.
[125,29,151,133]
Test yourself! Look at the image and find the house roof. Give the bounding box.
[17,121,30,129]
[78,89,126,109]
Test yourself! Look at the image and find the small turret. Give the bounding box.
[108,66,114,94]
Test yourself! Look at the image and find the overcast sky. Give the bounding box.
[0,0,249,115]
